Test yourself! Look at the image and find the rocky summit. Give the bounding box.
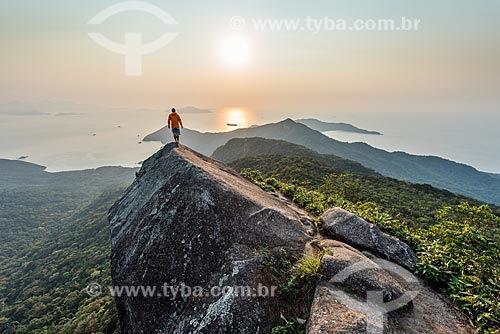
[108,143,475,334]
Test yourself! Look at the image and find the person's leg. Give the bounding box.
[176,128,181,143]
[172,129,178,143]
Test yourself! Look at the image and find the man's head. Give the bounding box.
[171,108,176,113]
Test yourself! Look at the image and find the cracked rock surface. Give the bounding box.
[109,144,311,334]
[109,143,475,334]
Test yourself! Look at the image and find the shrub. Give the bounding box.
[242,168,500,333]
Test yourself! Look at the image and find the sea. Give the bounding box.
[1,106,499,174]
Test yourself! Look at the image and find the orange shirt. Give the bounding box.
[168,112,183,128]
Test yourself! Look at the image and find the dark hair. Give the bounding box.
[171,108,176,112]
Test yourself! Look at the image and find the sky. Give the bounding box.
[0,0,499,171]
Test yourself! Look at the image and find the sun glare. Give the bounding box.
[219,36,250,66]
[225,108,247,128]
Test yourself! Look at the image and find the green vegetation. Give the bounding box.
[0,160,134,334]
[271,318,306,334]
[241,165,500,334]
[288,252,325,288]
[0,190,124,334]
[2,152,499,333]
[376,203,500,333]
[202,121,500,205]
[261,248,328,334]
[415,204,500,333]
[237,156,498,226]
[213,137,376,177]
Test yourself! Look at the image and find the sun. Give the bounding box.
[226,108,245,125]
[219,107,251,129]
[219,35,250,66]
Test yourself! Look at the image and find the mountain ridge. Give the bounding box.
[0,158,137,189]
[144,119,500,205]
[212,137,377,176]
[296,118,382,135]
[213,137,498,226]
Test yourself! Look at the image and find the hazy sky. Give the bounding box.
[1,0,499,112]
[1,1,499,172]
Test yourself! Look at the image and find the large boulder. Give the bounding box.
[307,240,410,334]
[307,282,368,334]
[308,241,475,334]
[307,278,475,334]
[108,144,475,334]
[108,143,312,334]
[320,208,418,270]
[319,243,406,303]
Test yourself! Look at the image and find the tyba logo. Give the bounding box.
[88,1,178,76]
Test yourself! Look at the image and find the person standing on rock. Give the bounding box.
[167,108,183,144]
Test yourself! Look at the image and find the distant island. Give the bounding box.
[295,118,382,135]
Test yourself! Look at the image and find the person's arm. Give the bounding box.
[179,115,183,128]
[167,114,171,128]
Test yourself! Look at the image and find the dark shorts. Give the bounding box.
[172,128,181,136]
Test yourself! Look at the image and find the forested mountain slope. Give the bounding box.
[144,119,500,204]
[0,161,135,333]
